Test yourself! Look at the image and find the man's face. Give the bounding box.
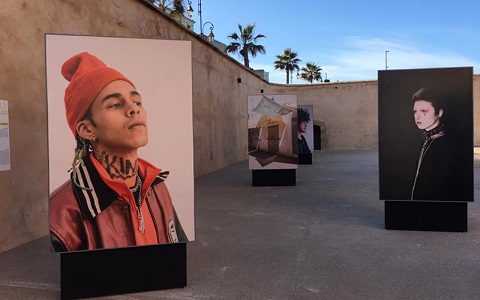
[413,100,438,130]
[298,121,308,133]
[88,80,148,153]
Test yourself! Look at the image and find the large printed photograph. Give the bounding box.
[297,104,314,155]
[378,67,473,202]
[248,94,298,170]
[46,34,195,252]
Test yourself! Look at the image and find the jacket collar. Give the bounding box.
[71,154,169,220]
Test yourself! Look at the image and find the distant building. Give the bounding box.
[146,1,226,55]
[148,1,195,30]
[210,39,227,53]
[254,69,270,82]
[178,14,195,30]
[164,8,195,30]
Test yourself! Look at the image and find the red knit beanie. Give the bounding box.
[62,52,135,137]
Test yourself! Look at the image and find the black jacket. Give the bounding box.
[411,134,451,201]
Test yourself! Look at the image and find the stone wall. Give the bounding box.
[0,0,269,252]
[0,0,478,251]
[268,80,379,149]
[474,75,480,144]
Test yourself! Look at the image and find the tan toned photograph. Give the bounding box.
[46,34,195,252]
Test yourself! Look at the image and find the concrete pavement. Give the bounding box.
[1,150,479,299]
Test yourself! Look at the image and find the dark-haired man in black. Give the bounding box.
[297,107,312,155]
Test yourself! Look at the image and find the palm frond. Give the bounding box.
[226,23,266,68]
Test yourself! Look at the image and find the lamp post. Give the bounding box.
[385,50,389,70]
[202,21,215,42]
[187,0,193,18]
[293,71,300,83]
[324,73,330,82]
[198,0,203,35]
[192,0,214,42]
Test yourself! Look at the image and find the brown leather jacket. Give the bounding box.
[50,154,187,252]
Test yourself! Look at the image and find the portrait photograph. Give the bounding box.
[248,94,298,170]
[297,104,314,155]
[45,34,194,252]
[378,67,473,202]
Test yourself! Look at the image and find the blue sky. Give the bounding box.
[188,0,480,84]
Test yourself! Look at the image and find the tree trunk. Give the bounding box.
[244,55,249,68]
[286,70,290,84]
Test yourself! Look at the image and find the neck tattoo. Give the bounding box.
[98,152,138,180]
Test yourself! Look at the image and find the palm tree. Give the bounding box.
[274,48,301,84]
[169,0,186,18]
[300,62,323,83]
[226,24,266,69]
[147,0,186,18]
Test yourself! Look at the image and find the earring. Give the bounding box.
[92,136,97,142]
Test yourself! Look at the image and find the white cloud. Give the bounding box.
[250,36,479,84]
[320,37,479,82]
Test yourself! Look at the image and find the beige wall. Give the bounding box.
[267,81,379,149]
[0,0,268,252]
[0,0,478,251]
[474,75,480,144]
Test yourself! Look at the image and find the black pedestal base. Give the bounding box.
[298,154,312,165]
[61,243,187,299]
[385,201,468,232]
[252,169,296,186]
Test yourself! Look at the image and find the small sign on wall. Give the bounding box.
[0,100,10,171]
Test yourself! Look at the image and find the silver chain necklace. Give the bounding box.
[129,175,145,233]
[411,137,436,200]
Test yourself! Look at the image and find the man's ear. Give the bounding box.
[438,108,444,118]
[76,120,95,141]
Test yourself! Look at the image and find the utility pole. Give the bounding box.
[385,50,389,70]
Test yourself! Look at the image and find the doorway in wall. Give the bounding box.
[268,124,280,154]
[314,124,321,150]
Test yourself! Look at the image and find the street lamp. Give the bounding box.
[198,0,204,35]
[324,73,330,82]
[196,0,214,42]
[385,50,389,70]
[187,0,194,18]
[202,22,215,42]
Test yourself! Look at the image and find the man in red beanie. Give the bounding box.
[50,52,187,252]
